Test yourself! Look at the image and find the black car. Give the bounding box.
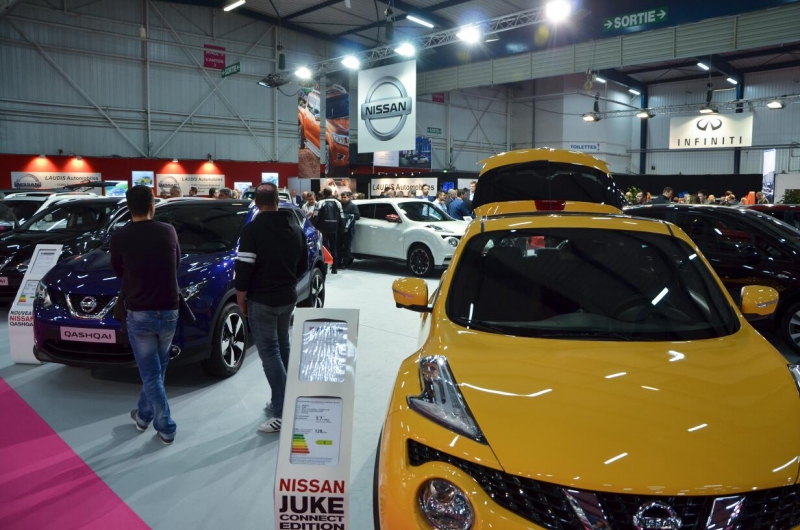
[0,197,128,303]
[626,204,800,351]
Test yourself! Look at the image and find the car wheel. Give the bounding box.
[780,302,800,353]
[201,302,247,378]
[298,267,325,308]
[298,122,305,149]
[373,434,382,530]
[408,244,434,277]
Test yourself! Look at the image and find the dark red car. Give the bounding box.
[744,204,800,230]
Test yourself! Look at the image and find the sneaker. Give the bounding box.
[156,432,174,445]
[258,417,282,433]
[130,409,148,432]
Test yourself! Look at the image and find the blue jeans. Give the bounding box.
[247,300,294,419]
[127,309,179,439]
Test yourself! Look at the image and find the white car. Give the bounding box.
[352,198,469,276]
[3,191,99,224]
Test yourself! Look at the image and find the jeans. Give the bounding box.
[322,232,339,272]
[248,300,295,419]
[127,309,179,439]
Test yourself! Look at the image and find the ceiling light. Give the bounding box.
[406,15,434,28]
[172,158,178,163]
[727,77,738,85]
[484,36,499,43]
[38,153,46,158]
[636,109,655,119]
[582,112,601,122]
[594,76,606,83]
[699,105,718,114]
[395,42,416,56]
[545,0,572,23]
[76,155,82,161]
[207,154,213,162]
[456,26,481,44]
[295,66,312,79]
[629,88,641,96]
[767,99,785,109]
[697,62,710,71]
[223,0,245,12]
[341,55,360,69]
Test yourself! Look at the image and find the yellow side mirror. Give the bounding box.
[740,285,779,317]
[392,277,430,313]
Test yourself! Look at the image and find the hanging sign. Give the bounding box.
[11,172,101,189]
[204,44,226,70]
[156,174,225,196]
[373,151,400,167]
[603,7,668,31]
[669,114,753,150]
[358,60,417,153]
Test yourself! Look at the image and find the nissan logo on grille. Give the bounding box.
[697,118,722,131]
[360,76,412,141]
[633,501,682,530]
[80,296,98,313]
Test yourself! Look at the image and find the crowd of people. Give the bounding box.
[630,186,770,206]
[158,186,238,199]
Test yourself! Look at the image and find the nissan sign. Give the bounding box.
[358,60,416,153]
[669,114,753,149]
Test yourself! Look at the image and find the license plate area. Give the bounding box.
[60,327,116,343]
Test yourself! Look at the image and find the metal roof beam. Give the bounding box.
[237,7,341,43]
[284,0,340,21]
[623,60,699,75]
[596,69,644,93]
[335,0,473,39]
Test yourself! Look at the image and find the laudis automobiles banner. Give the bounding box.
[358,60,416,154]
[156,174,224,197]
[298,73,351,178]
[11,172,101,189]
[370,177,437,198]
[669,114,753,149]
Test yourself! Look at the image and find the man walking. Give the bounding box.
[111,186,180,445]
[338,191,360,269]
[315,188,344,274]
[235,183,308,433]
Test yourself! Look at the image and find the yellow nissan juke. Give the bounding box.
[374,149,800,530]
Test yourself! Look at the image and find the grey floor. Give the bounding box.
[0,260,438,530]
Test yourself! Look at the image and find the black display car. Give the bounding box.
[625,204,800,351]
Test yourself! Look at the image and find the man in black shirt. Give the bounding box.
[338,191,360,269]
[111,185,181,445]
[235,183,308,433]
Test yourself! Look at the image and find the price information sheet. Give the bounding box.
[290,397,343,466]
[299,321,348,383]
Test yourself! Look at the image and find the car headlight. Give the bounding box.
[445,237,460,247]
[180,280,207,301]
[418,479,474,530]
[35,280,52,308]
[13,258,30,273]
[408,356,484,441]
[426,224,453,233]
[332,133,349,145]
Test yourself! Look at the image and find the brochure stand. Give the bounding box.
[9,244,63,364]
[274,308,359,530]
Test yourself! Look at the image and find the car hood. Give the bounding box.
[0,231,103,263]
[432,321,800,494]
[326,117,348,135]
[423,220,469,236]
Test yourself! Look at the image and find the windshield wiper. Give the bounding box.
[535,331,655,341]
[458,320,513,334]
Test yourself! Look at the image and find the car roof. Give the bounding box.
[354,198,429,203]
[478,147,611,176]
[745,204,800,211]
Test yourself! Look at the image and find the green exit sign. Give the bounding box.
[603,7,668,31]
[427,127,442,135]
[222,62,241,77]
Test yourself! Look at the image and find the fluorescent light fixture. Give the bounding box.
[223,0,245,12]
[395,42,415,56]
[651,287,669,305]
[727,77,738,85]
[456,26,481,43]
[629,88,641,96]
[767,99,785,109]
[295,66,312,79]
[699,105,718,114]
[697,62,710,71]
[406,15,434,28]
[594,76,606,84]
[484,36,499,43]
[636,109,655,119]
[341,55,360,69]
[582,112,600,122]
[545,0,572,23]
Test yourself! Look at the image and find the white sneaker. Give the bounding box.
[258,417,282,433]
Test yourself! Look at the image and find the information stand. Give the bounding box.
[9,244,63,364]
[274,308,359,530]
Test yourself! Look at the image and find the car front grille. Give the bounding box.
[65,293,117,319]
[407,439,800,529]
[41,340,133,364]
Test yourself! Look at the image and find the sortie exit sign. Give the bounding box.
[603,7,668,31]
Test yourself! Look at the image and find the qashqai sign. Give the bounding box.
[358,60,416,153]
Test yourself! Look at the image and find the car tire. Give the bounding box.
[201,302,247,378]
[408,244,434,277]
[298,267,325,308]
[298,122,305,149]
[780,302,800,353]
[373,434,382,530]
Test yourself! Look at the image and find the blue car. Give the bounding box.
[32,199,326,378]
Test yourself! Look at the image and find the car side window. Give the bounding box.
[357,204,374,219]
[675,213,752,256]
[374,204,397,221]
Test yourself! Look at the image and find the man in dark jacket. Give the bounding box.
[449,188,472,219]
[235,183,308,434]
[649,187,673,204]
[338,191,360,269]
[314,188,344,274]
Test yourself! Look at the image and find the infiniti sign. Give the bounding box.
[696,118,722,131]
[669,114,753,150]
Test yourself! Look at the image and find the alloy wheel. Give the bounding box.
[311,271,325,308]
[410,247,431,276]
[221,312,246,368]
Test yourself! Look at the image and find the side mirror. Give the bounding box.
[385,214,401,223]
[392,277,431,313]
[740,285,779,318]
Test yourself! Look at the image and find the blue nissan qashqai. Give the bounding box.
[32,198,326,378]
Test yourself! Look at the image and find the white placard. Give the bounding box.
[373,151,400,167]
[132,171,154,188]
[275,309,359,530]
[9,244,64,364]
[358,60,416,153]
[370,177,438,197]
[11,172,101,190]
[156,174,225,196]
[262,173,279,185]
[565,142,602,153]
[669,114,753,149]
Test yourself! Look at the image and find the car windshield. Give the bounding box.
[398,201,455,222]
[20,202,116,232]
[327,94,349,119]
[3,199,44,223]
[446,228,739,341]
[154,205,248,253]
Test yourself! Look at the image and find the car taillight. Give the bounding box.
[534,200,566,211]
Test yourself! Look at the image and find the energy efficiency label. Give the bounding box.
[290,397,343,466]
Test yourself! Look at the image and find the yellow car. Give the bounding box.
[375,199,800,530]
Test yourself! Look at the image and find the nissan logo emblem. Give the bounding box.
[360,75,412,142]
[633,501,682,530]
[697,118,723,131]
[80,296,98,313]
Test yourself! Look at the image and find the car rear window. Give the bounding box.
[3,199,43,223]
[155,205,248,253]
[446,228,739,341]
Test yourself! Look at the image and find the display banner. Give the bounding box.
[156,174,224,196]
[400,136,432,169]
[132,171,154,188]
[373,151,400,166]
[9,244,63,364]
[203,44,225,70]
[275,308,359,530]
[298,77,351,178]
[763,148,777,202]
[370,177,437,197]
[358,60,416,153]
[669,114,753,149]
[11,172,101,189]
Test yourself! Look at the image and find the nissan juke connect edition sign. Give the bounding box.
[668,114,754,149]
[357,60,416,153]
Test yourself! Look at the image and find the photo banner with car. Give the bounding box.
[669,114,753,149]
[11,172,101,190]
[156,174,225,196]
[358,60,416,153]
[298,75,350,179]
